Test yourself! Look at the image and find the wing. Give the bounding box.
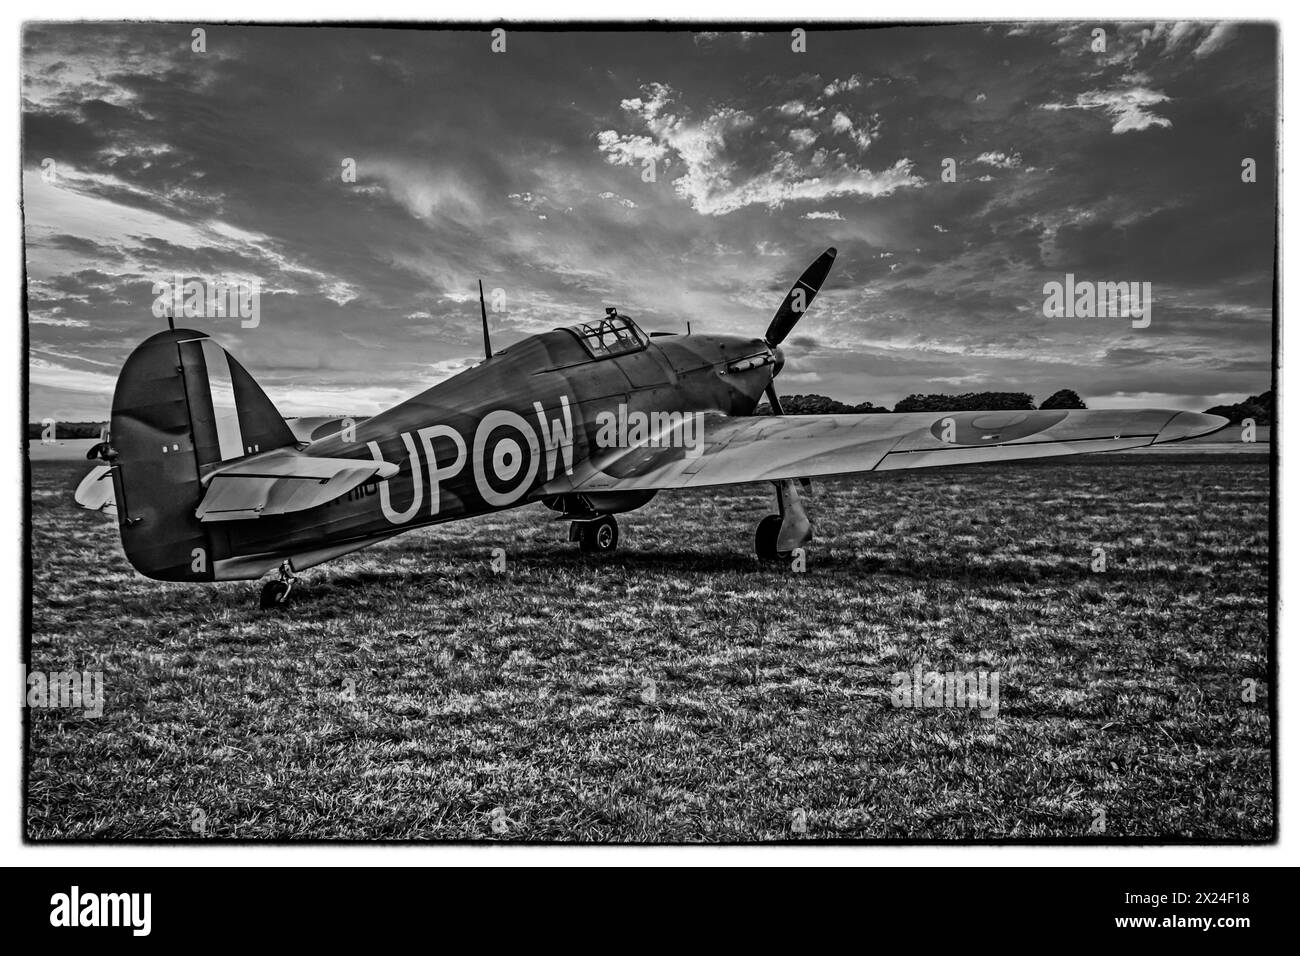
[195,447,398,522]
[538,408,1227,494]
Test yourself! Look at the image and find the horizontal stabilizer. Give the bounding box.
[74,464,118,517]
[195,448,399,522]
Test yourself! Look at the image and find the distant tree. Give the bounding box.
[755,391,1046,416]
[754,394,891,415]
[1245,389,1274,423]
[893,392,1036,413]
[1206,389,1272,425]
[1205,402,1268,425]
[1040,389,1087,410]
[784,394,845,414]
[26,421,107,440]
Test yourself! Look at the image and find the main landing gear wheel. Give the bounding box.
[259,562,297,609]
[755,513,786,561]
[576,515,619,554]
[259,580,290,609]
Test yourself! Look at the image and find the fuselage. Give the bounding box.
[216,319,778,574]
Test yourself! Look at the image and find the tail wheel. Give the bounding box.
[578,515,619,554]
[755,513,785,560]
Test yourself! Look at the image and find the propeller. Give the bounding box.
[764,382,786,415]
[761,249,836,499]
[763,246,836,420]
[764,246,837,347]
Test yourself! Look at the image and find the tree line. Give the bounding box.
[1205,390,1273,425]
[756,388,1273,422]
[755,388,1088,415]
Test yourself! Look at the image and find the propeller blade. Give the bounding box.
[765,247,837,347]
[765,382,786,416]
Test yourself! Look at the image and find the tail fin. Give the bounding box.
[108,328,296,580]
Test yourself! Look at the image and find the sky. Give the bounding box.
[23,21,1277,420]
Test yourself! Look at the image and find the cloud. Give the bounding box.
[974,150,1022,169]
[1152,21,1200,53]
[778,100,825,119]
[788,128,819,149]
[21,24,1275,417]
[597,83,920,215]
[594,130,667,168]
[29,357,118,394]
[597,191,637,208]
[363,159,484,226]
[830,111,878,151]
[23,169,359,306]
[695,158,922,216]
[425,358,476,380]
[693,31,759,46]
[822,74,862,97]
[1194,23,1236,58]
[30,312,90,327]
[1042,85,1173,133]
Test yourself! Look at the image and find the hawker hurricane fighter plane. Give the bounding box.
[73,248,1226,607]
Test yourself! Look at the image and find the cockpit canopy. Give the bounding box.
[559,309,649,359]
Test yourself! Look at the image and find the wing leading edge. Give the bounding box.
[537,408,1228,495]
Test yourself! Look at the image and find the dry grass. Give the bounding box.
[26,453,1272,842]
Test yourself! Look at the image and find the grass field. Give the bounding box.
[26,453,1273,842]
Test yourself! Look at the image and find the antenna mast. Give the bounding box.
[478,280,491,361]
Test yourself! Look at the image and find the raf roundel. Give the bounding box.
[929,410,1069,445]
[473,410,541,507]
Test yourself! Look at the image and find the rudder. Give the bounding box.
[107,328,296,581]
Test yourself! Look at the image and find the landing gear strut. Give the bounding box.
[754,479,813,561]
[571,514,619,554]
[259,561,297,609]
